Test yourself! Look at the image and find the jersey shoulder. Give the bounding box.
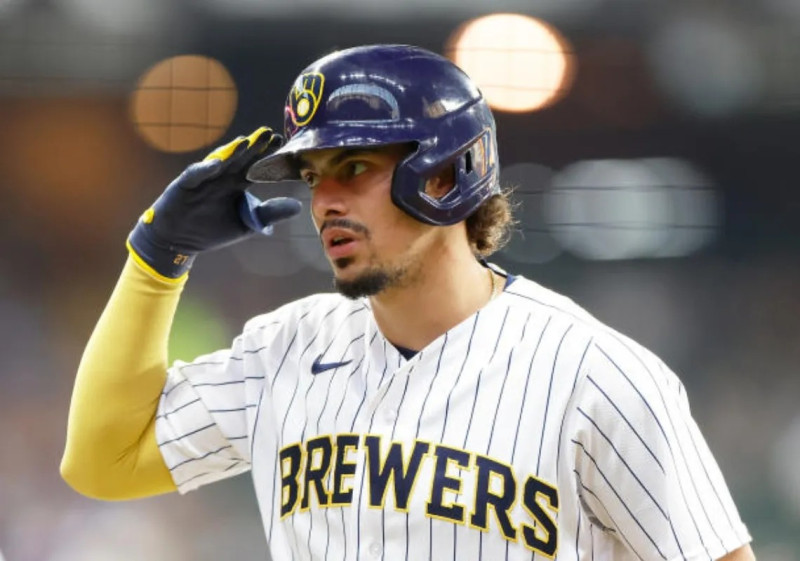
[240,292,366,342]
[506,275,675,384]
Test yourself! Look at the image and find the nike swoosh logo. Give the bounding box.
[311,354,353,375]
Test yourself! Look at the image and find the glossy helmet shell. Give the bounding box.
[247,44,500,226]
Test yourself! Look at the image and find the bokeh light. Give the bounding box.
[130,55,238,153]
[545,158,720,261]
[446,13,575,112]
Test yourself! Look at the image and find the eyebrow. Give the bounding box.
[297,148,376,172]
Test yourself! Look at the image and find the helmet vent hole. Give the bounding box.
[464,151,474,174]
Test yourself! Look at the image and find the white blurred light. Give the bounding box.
[640,158,720,257]
[545,158,720,261]
[499,163,563,264]
[648,16,763,117]
[55,0,173,34]
[447,13,575,113]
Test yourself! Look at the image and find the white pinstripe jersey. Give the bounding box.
[156,273,750,561]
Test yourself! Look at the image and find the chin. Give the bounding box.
[333,265,395,300]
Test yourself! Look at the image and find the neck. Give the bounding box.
[368,243,495,352]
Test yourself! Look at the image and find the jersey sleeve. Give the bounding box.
[569,339,751,561]
[155,335,253,494]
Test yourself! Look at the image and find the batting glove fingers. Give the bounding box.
[127,127,302,283]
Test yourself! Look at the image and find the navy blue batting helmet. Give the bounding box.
[246,44,500,226]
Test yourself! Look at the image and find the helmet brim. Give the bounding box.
[247,123,419,183]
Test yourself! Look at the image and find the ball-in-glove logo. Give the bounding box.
[287,72,325,131]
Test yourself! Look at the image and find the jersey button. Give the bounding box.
[368,543,382,557]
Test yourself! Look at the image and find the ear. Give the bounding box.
[424,165,456,199]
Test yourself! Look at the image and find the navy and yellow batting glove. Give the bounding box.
[127,127,302,283]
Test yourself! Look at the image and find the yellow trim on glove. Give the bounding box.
[61,256,187,499]
[125,238,189,285]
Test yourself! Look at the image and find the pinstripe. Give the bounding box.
[486,313,530,454]
[410,337,446,561]
[175,458,244,488]
[594,345,670,444]
[599,341,721,556]
[577,405,687,558]
[573,471,646,561]
[262,321,304,546]
[322,331,379,561]
[586,375,665,473]
[658,363,741,541]
[271,304,353,561]
[163,378,188,398]
[158,422,215,445]
[168,444,233,470]
[536,324,573,473]
[594,342,708,555]
[555,339,593,472]
[439,313,480,442]
[306,346,365,561]
[573,439,667,559]
[511,315,552,464]
[158,396,201,418]
[295,309,365,560]
[180,360,226,370]
[577,408,671,520]
[391,364,414,561]
[483,311,530,561]
[357,337,391,561]
[454,307,509,561]
[575,494,581,561]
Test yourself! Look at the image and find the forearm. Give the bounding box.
[61,256,184,499]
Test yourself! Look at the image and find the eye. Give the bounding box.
[343,161,368,179]
[301,171,319,189]
[351,162,367,176]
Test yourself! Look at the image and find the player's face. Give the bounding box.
[300,144,445,299]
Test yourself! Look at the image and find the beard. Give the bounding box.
[332,258,414,300]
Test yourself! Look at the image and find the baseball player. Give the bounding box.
[62,45,755,560]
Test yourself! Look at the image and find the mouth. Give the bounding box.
[323,230,360,260]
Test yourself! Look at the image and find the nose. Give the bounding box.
[311,176,348,223]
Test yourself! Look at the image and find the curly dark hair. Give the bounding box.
[465,189,515,257]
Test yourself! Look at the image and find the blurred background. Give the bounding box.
[0,0,798,559]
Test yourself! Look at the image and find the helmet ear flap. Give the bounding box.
[392,120,499,226]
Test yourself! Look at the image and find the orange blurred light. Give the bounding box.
[447,13,576,113]
[130,55,238,153]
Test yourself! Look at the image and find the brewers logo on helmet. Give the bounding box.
[287,72,325,134]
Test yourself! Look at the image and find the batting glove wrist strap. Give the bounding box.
[127,127,302,282]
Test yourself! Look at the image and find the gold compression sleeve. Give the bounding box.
[61,256,185,499]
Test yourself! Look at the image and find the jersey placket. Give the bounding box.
[347,342,417,561]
